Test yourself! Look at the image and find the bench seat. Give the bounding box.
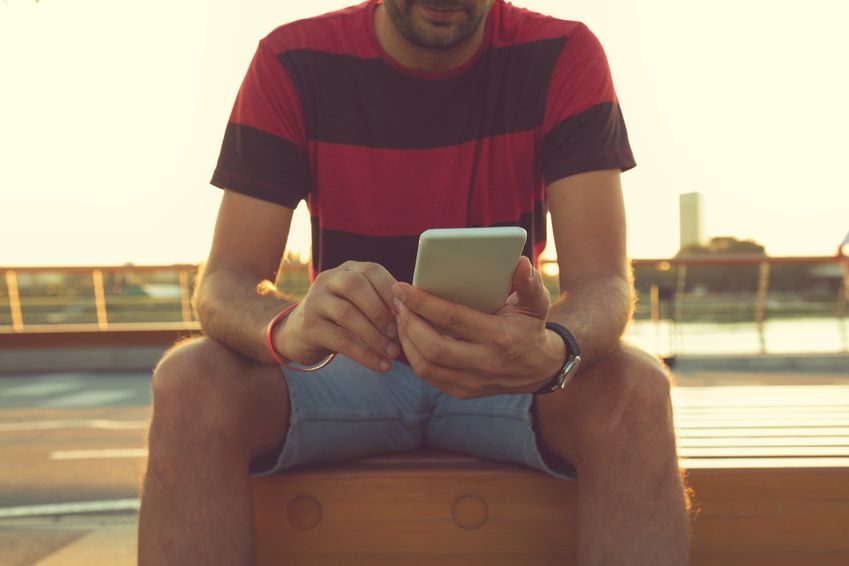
[253,383,849,565]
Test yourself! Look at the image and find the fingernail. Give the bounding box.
[393,298,402,312]
[380,359,392,372]
[386,322,397,338]
[392,284,406,303]
[386,342,401,358]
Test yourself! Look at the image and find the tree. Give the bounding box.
[677,236,766,257]
[674,237,767,294]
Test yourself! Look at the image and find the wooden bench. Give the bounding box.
[252,383,849,565]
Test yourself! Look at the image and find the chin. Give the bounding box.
[408,20,473,49]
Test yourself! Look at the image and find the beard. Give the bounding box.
[382,0,496,50]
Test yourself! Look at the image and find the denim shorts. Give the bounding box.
[252,354,575,480]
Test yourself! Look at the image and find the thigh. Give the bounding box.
[425,390,576,479]
[150,336,292,469]
[263,355,433,475]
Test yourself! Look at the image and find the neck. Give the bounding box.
[374,3,487,72]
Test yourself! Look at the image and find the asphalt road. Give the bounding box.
[0,372,151,565]
[0,373,151,508]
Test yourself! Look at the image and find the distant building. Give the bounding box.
[679,192,704,250]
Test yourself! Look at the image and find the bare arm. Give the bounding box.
[195,190,401,371]
[547,169,634,367]
[194,190,295,363]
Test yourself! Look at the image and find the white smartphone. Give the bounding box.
[412,227,528,314]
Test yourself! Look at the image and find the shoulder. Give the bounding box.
[493,2,594,48]
[259,1,374,57]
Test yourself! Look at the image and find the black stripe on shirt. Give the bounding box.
[541,101,636,184]
[211,122,311,208]
[280,38,566,149]
[312,205,546,283]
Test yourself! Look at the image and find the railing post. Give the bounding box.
[650,283,661,356]
[92,269,109,330]
[839,258,849,353]
[755,261,771,355]
[179,270,192,323]
[5,270,25,332]
[674,263,687,354]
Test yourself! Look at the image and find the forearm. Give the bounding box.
[194,264,294,364]
[547,271,634,368]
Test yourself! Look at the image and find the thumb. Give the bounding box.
[510,256,550,316]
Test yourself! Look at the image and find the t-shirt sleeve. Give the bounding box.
[540,24,636,185]
[210,39,310,208]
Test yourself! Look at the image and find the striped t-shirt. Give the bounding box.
[211,0,635,282]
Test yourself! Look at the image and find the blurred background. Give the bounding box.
[2,0,847,356]
[1,1,848,564]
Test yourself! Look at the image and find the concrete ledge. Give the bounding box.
[3,349,849,375]
[671,353,849,373]
[0,346,167,374]
[0,327,196,373]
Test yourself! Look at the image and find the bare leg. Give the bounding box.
[138,337,290,566]
[533,343,691,565]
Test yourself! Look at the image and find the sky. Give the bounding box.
[1,0,847,266]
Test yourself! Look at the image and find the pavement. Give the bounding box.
[0,366,848,565]
[0,373,149,566]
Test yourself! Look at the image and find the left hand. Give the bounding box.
[392,256,567,399]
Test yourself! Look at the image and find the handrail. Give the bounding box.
[631,255,848,266]
[2,255,845,272]
[0,264,199,274]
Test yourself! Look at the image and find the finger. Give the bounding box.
[310,319,393,373]
[392,282,495,342]
[396,301,489,371]
[327,267,398,339]
[317,295,401,361]
[344,261,399,314]
[396,311,481,399]
[510,256,550,316]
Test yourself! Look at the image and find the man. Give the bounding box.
[138,0,691,564]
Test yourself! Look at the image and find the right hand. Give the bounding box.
[271,261,402,372]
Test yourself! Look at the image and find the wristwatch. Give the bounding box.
[532,322,582,395]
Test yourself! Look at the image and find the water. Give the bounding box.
[627,316,849,357]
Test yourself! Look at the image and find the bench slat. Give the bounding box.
[679,436,849,446]
[681,446,849,457]
[676,426,849,437]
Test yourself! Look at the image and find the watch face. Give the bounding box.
[536,323,581,395]
[558,355,581,389]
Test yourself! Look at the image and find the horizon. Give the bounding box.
[1,0,847,266]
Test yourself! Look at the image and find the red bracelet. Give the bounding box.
[264,303,336,372]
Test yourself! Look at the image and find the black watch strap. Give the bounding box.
[532,322,582,395]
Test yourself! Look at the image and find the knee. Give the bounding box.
[576,343,673,446]
[149,337,251,442]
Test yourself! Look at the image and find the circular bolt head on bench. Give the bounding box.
[286,495,322,530]
[452,495,489,530]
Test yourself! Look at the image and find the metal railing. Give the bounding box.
[2,256,848,355]
[1,264,200,333]
[625,255,849,355]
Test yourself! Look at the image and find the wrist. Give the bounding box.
[533,328,567,388]
[265,303,299,364]
[531,322,582,395]
[270,311,291,361]
[265,303,336,372]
